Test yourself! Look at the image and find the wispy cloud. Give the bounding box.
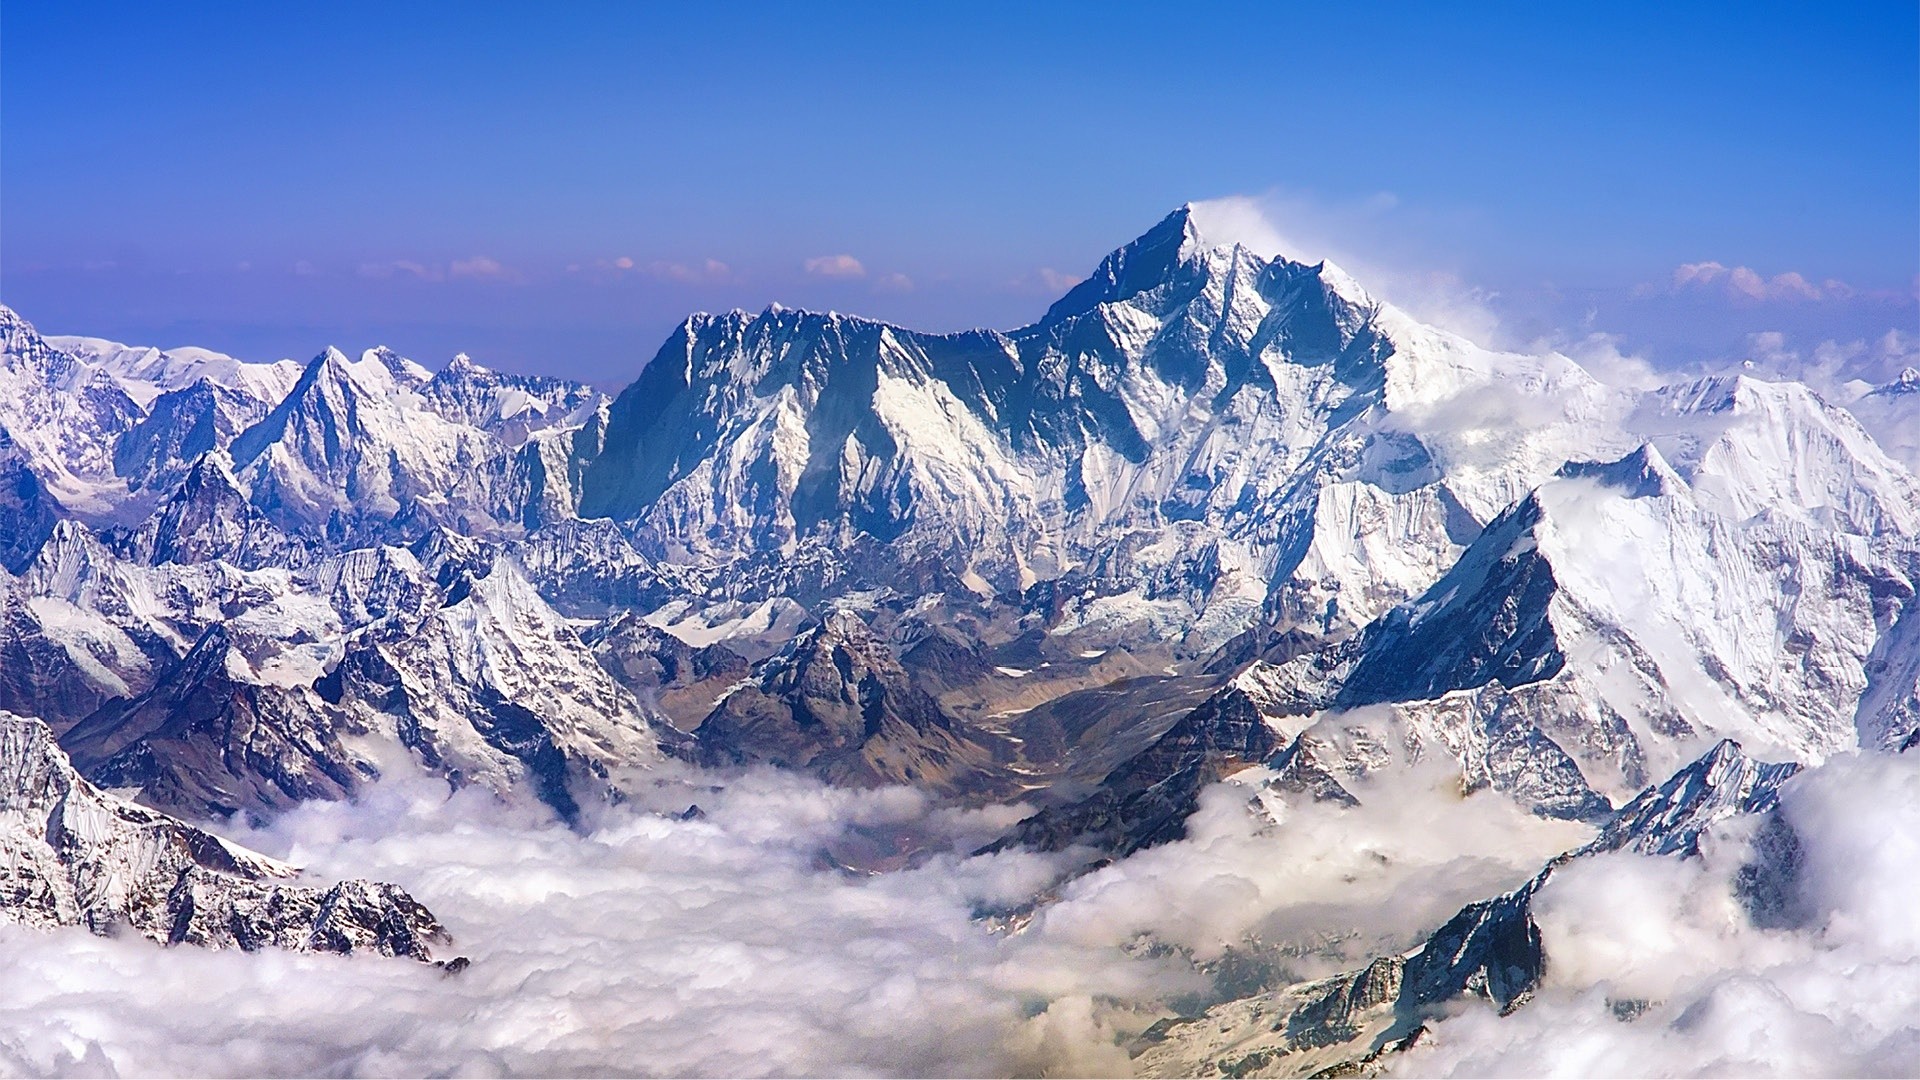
[872,272,914,293]
[358,260,442,282]
[353,257,523,284]
[646,258,734,284]
[448,255,520,283]
[1037,268,1083,293]
[804,254,866,279]
[1671,261,1853,302]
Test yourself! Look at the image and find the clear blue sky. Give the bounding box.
[4,1,1915,385]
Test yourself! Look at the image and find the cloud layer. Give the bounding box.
[0,755,1589,1078]
[0,744,1913,1077]
[1396,751,1920,1077]
[804,254,866,279]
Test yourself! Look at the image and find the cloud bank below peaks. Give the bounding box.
[1395,750,1920,1078]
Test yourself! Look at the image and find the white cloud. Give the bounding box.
[613,256,635,270]
[645,258,733,284]
[1673,261,1850,302]
[1036,759,1589,977]
[1397,751,1920,1078]
[1181,191,1511,347]
[0,761,1180,1077]
[357,260,441,282]
[873,272,914,293]
[449,255,519,282]
[804,254,866,279]
[0,742,1908,1077]
[1185,195,1305,261]
[1037,268,1083,293]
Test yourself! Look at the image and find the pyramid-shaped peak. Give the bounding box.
[1557,443,1686,499]
[1041,202,1370,327]
[445,352,489,376]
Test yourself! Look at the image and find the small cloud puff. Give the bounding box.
[358,260,442,282]
[449,255,519,282]
[646,258,733,284]
[804,254,866,279]
[873,272,914,293]
[1038,268,1083,293]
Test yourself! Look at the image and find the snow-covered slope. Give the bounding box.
[0,711,451,960]
[1172,381,1920,826]
[0,308,147,515]
[0,515,670,820]
[47,334,304,408]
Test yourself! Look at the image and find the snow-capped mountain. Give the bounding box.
[993,354,1919,859]
[579,205,1621,655]
[1843,364,1920,474]
[0,513,669,820]
[2,308,612,550]
[0,712,452,961]
[0,205,1914,1038]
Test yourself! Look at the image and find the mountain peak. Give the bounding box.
[445,351,487,376]
[1876,366,1920,397]
[1557,442,1685,499]
[1041,203,1364,327]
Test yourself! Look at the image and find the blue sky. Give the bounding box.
[4,1,1915,385]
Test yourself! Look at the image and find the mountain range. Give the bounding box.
[1,204,1914,1072]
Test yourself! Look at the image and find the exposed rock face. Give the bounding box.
[583,611,749,730]
[693,610,1012,795]
[993,665,1309,856]
[0,712,451,962]
[0,429,61,574]
[116,450,312,569]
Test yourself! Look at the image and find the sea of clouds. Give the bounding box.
[0,736,1916,1077]
[0,755,1582,1078]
